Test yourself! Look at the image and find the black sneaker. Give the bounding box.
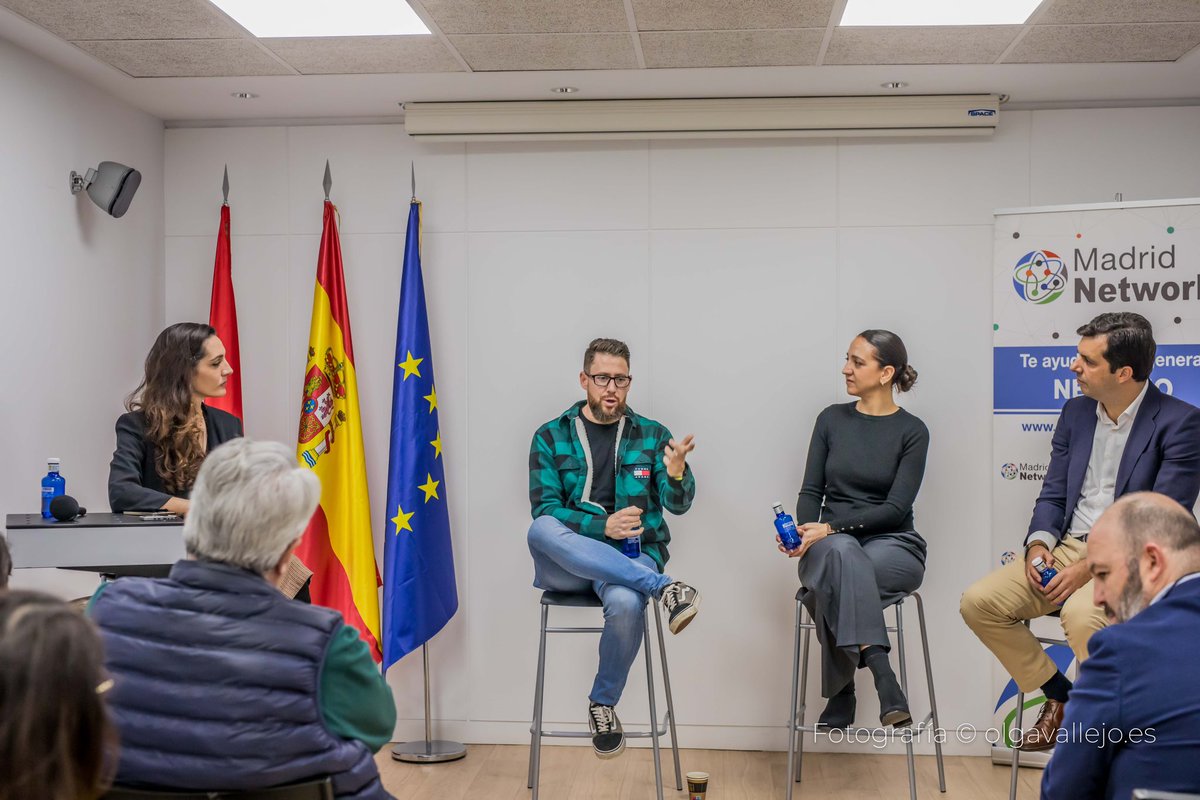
[660,581,700,634]
[588,703,624,759]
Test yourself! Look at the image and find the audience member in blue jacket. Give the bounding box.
[90,438,396,800]
[1042,492,1200,800]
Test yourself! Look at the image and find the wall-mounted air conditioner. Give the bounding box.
[403,94,1000,141]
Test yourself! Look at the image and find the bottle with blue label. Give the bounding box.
[623,497,646,558]
[1032,555,1058,587]
[41,458,66,519]
[773,502,802,550]
[622,533,641,558]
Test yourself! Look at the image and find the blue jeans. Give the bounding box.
[527,515,673,706]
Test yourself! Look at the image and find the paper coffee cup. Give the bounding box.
[686,771,709,799]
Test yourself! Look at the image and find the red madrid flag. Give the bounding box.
[207,203,243,421]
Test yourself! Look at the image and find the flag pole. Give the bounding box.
[391,643,466,763]
[390,164,465,764]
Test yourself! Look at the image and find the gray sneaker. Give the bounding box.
[588,702,624,759]
[660,581,700,634]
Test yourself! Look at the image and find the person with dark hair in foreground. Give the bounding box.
[784,329,929,728]
[90,438,396,799]
[0,589,115,800]
[528,337,701,759]
[961,312,1200,751]
[1042,492,1200,799]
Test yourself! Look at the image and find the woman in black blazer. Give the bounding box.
[108,322,240,515]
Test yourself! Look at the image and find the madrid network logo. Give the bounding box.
[1000,463,1019,480]
[1012,249,1068,304]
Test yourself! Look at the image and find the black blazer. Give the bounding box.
[108,405,243,512]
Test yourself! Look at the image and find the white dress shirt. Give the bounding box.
[1028,382,1150,550]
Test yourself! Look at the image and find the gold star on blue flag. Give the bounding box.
[381,200,459,671]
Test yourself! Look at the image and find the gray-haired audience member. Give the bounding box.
[1041,492,1200,799]
[89,438,397,799]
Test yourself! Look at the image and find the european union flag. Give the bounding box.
[382,200,458,670]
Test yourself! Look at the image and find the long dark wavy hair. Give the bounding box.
[127,322,216,494]
[0,590,115,800]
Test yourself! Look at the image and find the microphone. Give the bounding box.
[49,495,87,522]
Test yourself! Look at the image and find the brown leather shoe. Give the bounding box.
[1015,699,1064,751]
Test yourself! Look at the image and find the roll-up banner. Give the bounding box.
[990,198,1200,764]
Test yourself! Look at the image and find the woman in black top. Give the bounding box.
[781,329,930,728]
[108,322,240,515]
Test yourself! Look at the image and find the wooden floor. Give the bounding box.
[376,745,1045,799]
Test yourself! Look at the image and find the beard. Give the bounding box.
[1104,558,1149,623]
[587,395,626,424]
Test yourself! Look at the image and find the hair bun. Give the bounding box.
[897,365,918,392]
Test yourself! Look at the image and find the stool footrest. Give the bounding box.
[798,621,903,635]
[532,712,672,740]
[791,712,936,738]
[544,626,606,634]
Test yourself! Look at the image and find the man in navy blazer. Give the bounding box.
[962,312,1200,750]
[1042,492,1200,799]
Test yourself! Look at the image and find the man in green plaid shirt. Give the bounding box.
[527,337,701,760]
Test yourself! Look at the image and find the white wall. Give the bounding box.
[161,107,1200,756]
[1,38,164,598]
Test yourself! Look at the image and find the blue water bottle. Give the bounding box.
[622,533,641,558]
[41,458,65,519]
[773,502,802,550]
[623,497,645,558]
[1032,556,1058,587]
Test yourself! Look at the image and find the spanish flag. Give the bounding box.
[295,199,382,662]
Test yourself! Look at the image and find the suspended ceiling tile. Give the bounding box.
[262,35,462,74]
[631,0,836,32]
[0,0,243,40]
[825,26,1021,65]
[418,0,629,34]
[1005,23,1200,63]
[73,39,293,77]
[641,29,824,68]
[1038,0,1200,25]
[449,33,636,71]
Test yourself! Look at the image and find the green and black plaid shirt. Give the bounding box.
[529,401,695,571]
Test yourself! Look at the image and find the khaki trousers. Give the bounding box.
[959,536,1107,692]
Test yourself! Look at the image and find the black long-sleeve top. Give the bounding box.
[795,403,929,535]
[108,405,242,512]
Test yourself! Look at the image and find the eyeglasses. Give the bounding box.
[587,373,632,389]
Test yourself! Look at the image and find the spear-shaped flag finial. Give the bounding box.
[323,160,332,201]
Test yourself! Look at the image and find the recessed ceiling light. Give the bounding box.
[551,86,579,94]
[231,91,259,99]
[841,0,1042,26]
[211,0,430,38]
[881,81,907,89]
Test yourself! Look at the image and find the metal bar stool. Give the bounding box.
[1009,615,1071,800]
[527,590,682,800]
[786,590,946,800]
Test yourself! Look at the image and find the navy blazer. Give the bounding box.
[108,405,243,512]
[1041,576,1200,800]
[1028,383,1200,544]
